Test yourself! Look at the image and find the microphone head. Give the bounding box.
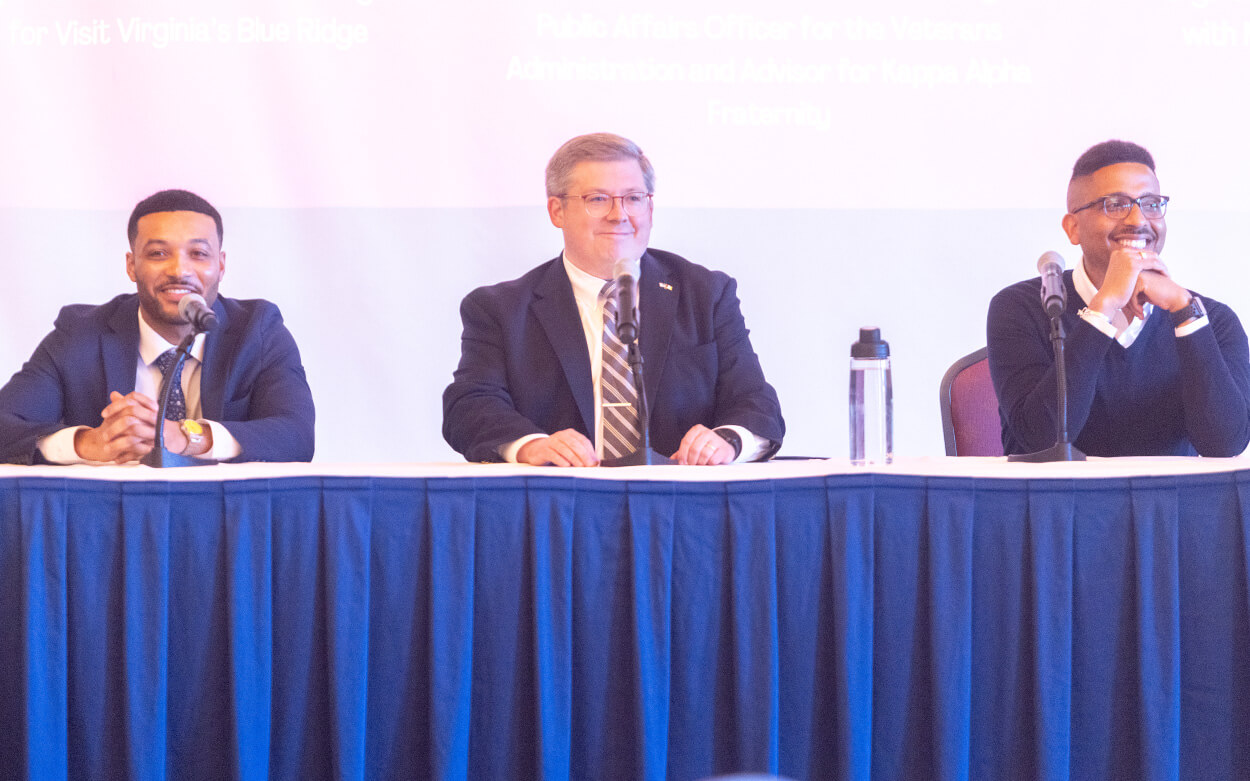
[1036,250,1067,318]
[1037,250,1065,273]
[613,257,641,281]
[177,293,218,332]
[177,293,205,319]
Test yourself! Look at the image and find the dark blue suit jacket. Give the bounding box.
[0,293,316,464]
[442,249,784,462]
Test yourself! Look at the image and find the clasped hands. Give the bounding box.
[73,391,197,464]
[1088,247,1192,322]
[516,423,736,467]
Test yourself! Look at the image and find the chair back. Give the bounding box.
[939,347,1004,457]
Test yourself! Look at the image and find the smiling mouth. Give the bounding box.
[159,284,200,298]
[1115,236,1151,250]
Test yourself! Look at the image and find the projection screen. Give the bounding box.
[3,0,1248,461]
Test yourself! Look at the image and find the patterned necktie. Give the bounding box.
[153,349,188,422]
[600,280,642,458]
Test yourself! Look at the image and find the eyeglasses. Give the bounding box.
[561,192,653,219]
[1071,194,1169,220]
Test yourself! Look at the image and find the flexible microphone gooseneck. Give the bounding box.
[1008,252,1086,463]
[141,294,219,468]
[602,258,675,467]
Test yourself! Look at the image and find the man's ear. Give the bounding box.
[548,196,565,228]
[1061,213,1081,246]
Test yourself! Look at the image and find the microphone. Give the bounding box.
[178,293,219,333]
[613,258,641,344]
[1037,251,1066,318]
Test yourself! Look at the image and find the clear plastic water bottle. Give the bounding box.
[849,327,893,465]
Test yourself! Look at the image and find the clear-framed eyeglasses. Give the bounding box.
[562,192,653,219]
[1070,194,1169,220]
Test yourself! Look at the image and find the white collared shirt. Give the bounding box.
[36,310,242,463]
[135,314,208,419]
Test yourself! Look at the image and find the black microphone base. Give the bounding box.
[1008,442,1087,463]
[141,448,218,468]
[601,449,677,467]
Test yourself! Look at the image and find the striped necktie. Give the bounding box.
[600,280,641,458]
[153,349,188,422]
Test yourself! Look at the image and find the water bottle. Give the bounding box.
[849,327,893,465]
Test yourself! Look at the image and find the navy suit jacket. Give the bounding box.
[442,249,785,462]
[0,293,316,464]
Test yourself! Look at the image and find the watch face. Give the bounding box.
[182,419,204,437]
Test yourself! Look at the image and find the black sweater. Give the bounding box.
[987,271,1250,457]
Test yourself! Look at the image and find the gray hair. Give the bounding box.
[544,132,656,197]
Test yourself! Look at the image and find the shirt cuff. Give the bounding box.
[500,433,547,464]
[202,421,242,461]
[1078,307,1118,339]
[1174,314,1210,338]
[36,426,98,465]
[719,425,772,463]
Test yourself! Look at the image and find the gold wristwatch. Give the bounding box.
[179,419,206,455]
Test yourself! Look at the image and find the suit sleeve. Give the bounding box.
[0,326,75,464]
[1175,301,1250,456]
[707,276,785,456]
[218,306,316,463]
[442,291,547,462]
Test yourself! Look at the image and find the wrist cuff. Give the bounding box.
[1078,307,1117,338]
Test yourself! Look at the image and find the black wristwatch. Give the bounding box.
[1169,296,1206,327]
[713,427,743,460]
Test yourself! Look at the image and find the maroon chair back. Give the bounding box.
[939,347,1004,457]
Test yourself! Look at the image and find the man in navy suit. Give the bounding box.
[0,189,315,464]
[442,133,784,466]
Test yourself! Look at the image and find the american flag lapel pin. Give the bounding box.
[659,282,673,291]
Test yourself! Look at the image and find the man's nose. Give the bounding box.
[168,251,193,276]
[1123,201,1149,225]
[606,196,629,221]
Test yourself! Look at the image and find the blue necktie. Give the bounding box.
[153,349,187,422]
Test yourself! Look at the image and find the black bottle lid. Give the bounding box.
[851,327,890,359]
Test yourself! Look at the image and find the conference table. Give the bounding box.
[2,456,1249,780]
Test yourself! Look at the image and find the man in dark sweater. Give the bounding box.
[987,140,1250,457]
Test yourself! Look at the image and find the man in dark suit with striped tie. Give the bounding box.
[442,133,784,466]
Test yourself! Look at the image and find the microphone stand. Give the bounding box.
[601,287,675,467]
[1008,314,1087,463]
[141,332,217,468]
